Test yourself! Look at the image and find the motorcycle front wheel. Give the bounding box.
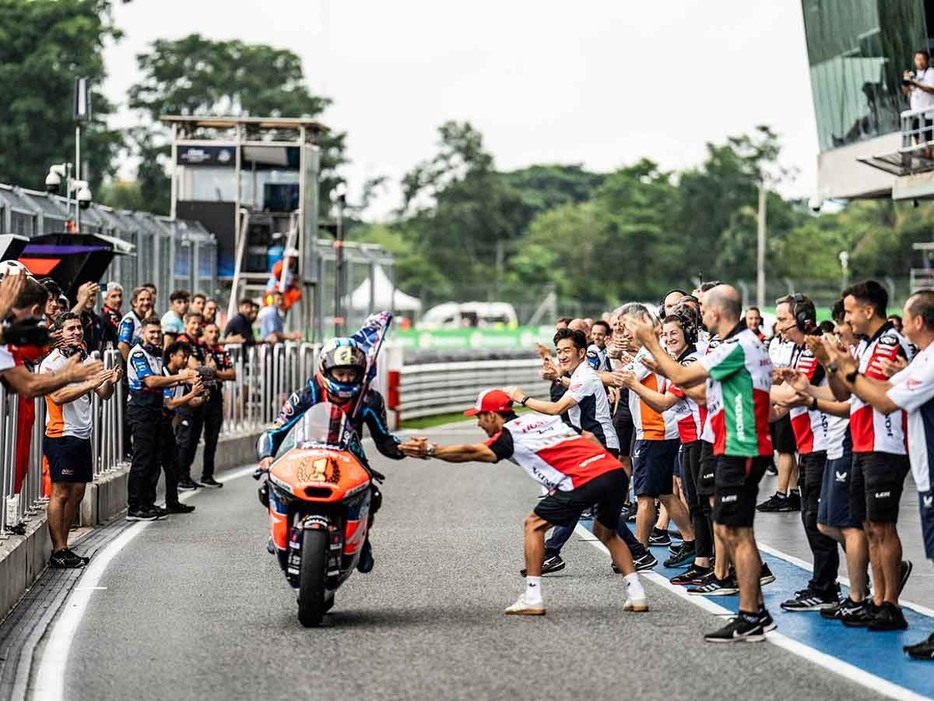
[297,529,329,627]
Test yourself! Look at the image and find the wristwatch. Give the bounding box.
[426,444,437,459]
[845,369,860,384]
[518,396,529,407]
[810,396,819,411]
[827,362,838,375]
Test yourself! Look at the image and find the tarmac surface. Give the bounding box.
[26,424,919,701]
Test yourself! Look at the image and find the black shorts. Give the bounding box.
[850,452,910,524]
[697,441,716,497]
[770,414,797,454]
[534,469,628,530]
[43,435,93,484]
[712,455,770,528]
[632,439,679,497]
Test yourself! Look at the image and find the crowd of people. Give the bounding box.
[0,266,303,569]
[407,281,933,657]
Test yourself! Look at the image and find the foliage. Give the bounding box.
[0,0,121,190]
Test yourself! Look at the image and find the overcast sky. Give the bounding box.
[103,0,818,219]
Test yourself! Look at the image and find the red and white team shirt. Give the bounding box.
[666,349,704,444]
[788,344,831,454]
[486,412,621,491]
[851,323,912,455]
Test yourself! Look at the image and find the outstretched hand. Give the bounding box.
[399,436,430,459]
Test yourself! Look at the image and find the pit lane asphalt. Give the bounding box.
[52,426,890,701]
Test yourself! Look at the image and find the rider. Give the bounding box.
[255,337,405,572]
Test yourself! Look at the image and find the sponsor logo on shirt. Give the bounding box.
[835,471,848,483]
[874,491,891,499]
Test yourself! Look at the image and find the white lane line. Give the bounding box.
[32,464,257,701]
[574,524,930,701]
[755,540,934,619]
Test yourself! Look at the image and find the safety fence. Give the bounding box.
[389,357,549,421]
[0,342,327,537]
[0,340,507,537]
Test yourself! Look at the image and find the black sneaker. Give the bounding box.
[704,614,765,643]
[126,507,159,522]
[166,502,196,514]
[688,574,739,596]
[177,478,201,491]
[670,564,711,586]
[898,560,913,597]
[619,503,636,521]
[64,548,90,565]
[821,597,863,620]
[648,528,672,547]
[664,541,696,568]
[632,553,657,572]
[520,554,566,577]
[765,462,778,476]
[786,491,802,511]
[868,602,909,632]
[152,505,170,518]
[760,562,776,586]
[842,602,880,627]
[756,493,788,512]
[49,548,87,569]
[780,588,838,611]
[759,607,777,632]
[904,633,934,660]
[200,476,223,489]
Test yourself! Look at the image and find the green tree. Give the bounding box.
[499,164,605,235]
[128,34,344,215]
[0,0,122,190]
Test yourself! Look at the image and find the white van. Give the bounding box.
[418,302,519,329]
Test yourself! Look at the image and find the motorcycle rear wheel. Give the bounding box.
[297,529,329,627]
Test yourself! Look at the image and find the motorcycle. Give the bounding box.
[257,401,373,627]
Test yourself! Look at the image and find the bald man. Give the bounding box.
[626,285,777,643]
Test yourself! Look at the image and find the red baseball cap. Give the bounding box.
[463,389,514,416]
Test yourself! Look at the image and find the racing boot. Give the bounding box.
[357,536,375,573]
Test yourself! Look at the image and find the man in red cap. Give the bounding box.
[400,388,647,616]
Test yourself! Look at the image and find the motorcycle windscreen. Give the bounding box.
[293,402,351,449]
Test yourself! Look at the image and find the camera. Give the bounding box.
[903,69,916,86]
[44,171,62,194]
[75,183,92,209]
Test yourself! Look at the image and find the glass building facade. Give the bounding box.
[802,0,931,151]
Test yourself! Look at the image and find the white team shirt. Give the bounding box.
[887,343,934,492]
[39,349,93,439]
[566,362,619,450]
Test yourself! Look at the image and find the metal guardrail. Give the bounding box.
[395,358,550,420]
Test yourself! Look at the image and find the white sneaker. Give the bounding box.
[623,594,649,612]
[504,594,546,616]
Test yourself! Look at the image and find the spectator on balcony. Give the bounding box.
[903,50,934,159]
[258,292,303,344]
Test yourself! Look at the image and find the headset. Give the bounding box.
[789,293,817,334]
[667,306,699,346]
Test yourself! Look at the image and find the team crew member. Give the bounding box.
[813,281,913,631]
[125,318,197,521]
[161,341,202,513]
[41,313,122,568]
[627,284,776,642]
[769,295,842,611]
[505,328,627,574]
[400,389,647,616]
[619,312,704,572]
[823,290,934,657]
[117,286,155,362]
[199,322,236,487]
[759,330,800,512]
[615,303,694,550]
[175,312,211,490]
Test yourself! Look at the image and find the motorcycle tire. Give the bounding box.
[297,529,329,628]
